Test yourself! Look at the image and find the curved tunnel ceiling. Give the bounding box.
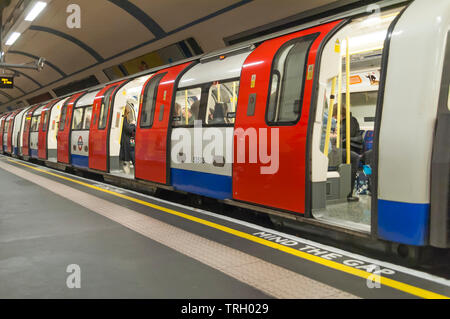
[0,0,348,111]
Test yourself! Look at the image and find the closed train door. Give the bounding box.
[136,62,193,184]
[57,92,85,164]
[38,100,58,160]
[22,105,40,157]
[232,20,342,214]
[89,82,124,172]
[6,111,19,153]
[0,115,7,152]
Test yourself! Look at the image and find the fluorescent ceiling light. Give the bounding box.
[25,1,47,22]
[6,32,21,46]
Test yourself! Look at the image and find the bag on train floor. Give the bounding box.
[355,165,372,195]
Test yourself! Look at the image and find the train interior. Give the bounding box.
[311,7,403,232]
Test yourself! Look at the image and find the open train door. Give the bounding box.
[38,100,59,160]
[57,92,86,164]
[232,20,342,214]
[135,62,193,184]
[89,81,125,172]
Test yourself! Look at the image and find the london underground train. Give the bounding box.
[0,0,449,255]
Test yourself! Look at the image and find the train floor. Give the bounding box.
[0,154,449,299]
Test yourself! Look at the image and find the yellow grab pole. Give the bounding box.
[336,58,343,149]
[232,82,236,112]
[217,83,221,102]
[324,77,337,156]
[185,89,188,125]
[345,37,351,164]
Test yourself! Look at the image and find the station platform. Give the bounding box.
[0,154,449,299]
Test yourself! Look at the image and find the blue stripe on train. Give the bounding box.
[171,168,232,200]
[71,154,89,168]
[378,199,429,246]
[30,149,38,158]
[14,147,18,155]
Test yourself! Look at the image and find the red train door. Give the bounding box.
[89,81,124,172]
[22,105,40,157]
[7,111,18,153]
[232,21,341,214]
[0,115,6,152]
[57,92,85,164]
[38,100,58,160]
[135,62,193,184]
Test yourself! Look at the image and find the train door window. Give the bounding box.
[140,73,166,128]
[31,116,40,132]
[72,108,84,130]
[42,112,49,132]
[83,106,93,130]
[98,87,115,129]
[172,87,202,127]
[59,105,67,131]
[266,35,317,125]
[206,80,239,125]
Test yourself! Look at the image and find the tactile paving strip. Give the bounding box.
[0,161,358,299]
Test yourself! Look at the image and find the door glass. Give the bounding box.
[42,112,49,132]
[206,80,239,125]
[72,108,84,130]
[83,106,93,130]
[99,86,115,129]
[173,87,202,126]
[267,36,315,124]
[140,73,165,128]
[59,106,67,131]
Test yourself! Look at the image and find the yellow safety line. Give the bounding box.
[5,158,450,300]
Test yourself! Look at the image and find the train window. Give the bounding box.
[140,73,166,128]
[83,106,93,130]
[98,86,115,130]
[173,87,202,127]
[42,112,49,132]
[72,108,84,130]
[266,35,316,125]
[205,80,239,125]
[59,106,67,131]
[31,116,40,132]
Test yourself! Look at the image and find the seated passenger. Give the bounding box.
[211,103,226,124]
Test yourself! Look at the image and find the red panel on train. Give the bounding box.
[135,62,193,184]
[232,21,341,214]
[6,111,19,153]
[89,82,124,172]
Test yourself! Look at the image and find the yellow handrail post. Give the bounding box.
[324,77,337,156]
[185,89,188,125]
[345,37,351,164]
[337,54,343,149]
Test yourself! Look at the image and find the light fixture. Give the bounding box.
[6,32,21,46]
[25,1,47,22]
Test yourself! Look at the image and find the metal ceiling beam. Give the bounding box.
[107,0,166,38]
[8,50,66,76]
[29,25,104,62]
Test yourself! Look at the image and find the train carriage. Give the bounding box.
[2,0,449,253]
